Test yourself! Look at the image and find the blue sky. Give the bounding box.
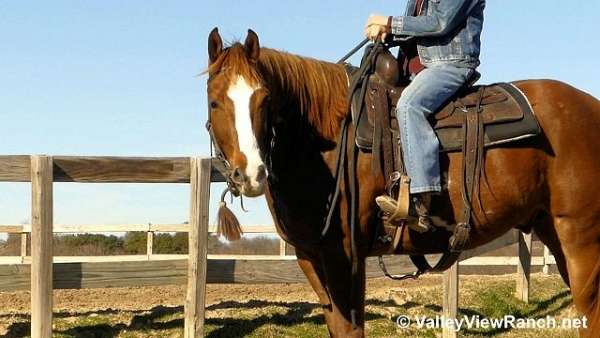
[1,1,599,228]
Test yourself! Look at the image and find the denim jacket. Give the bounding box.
[391,0,485,68]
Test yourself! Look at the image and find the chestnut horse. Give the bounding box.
[205,28,600,337]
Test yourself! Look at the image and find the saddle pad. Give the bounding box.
[351,80,541,153]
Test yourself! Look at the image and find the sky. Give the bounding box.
[1,1,599,229]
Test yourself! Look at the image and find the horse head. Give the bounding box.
[206,28,270,197]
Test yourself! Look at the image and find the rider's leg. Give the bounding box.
[377,64,474,230]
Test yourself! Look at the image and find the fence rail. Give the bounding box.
[0,223,557,266]
[0,155,227,183]
[0,155,548,338]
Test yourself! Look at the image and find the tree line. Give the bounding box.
[0,232,287,256]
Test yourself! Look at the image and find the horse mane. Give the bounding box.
[208,43,348,139]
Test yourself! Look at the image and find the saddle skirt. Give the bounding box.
[349,72,541,153]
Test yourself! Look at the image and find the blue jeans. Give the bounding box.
[397,64,474,194]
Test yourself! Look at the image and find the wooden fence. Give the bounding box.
[0,155,552,338]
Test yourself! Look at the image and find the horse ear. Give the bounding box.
[244,29,260,63]
[208,27,223,64]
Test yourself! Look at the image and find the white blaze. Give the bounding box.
[227,75,265,189]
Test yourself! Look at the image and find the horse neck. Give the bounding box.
[257,48,349,141]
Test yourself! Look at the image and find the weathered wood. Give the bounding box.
[2,224,277,234]
[36,224,149,233]
[461,229,519,261]
[516,231,532,302]
[0,225,24,233]
[279,239,286,256]
[147,231,154,258]
[0,155,30,182]
[52,156,191,183]
[543,245,551,275]
[151,224,189,232]
[0,253,555,266]
[30,156,53,338]
[443,262,459,338]
[0,255,425,291]
[21,233,27,263]
[185,158,211,338]
[210,158,228,182]
[460,256,545,266]
[0,223,278,234]
[0,155,227,183]
[0,261,188,291]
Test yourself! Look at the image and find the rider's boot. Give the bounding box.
[412,192,434,232]
[375,192,435,233]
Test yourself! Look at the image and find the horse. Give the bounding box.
[204,28,600,337]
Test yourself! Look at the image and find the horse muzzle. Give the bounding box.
[230,165,267,197]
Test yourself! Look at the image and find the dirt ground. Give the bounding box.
[0,274,579,338]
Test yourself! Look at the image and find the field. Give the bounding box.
[0,273,579,338]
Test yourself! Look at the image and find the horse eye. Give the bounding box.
[210,101,218,109]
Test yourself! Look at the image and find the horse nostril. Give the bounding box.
[231,167,246,184]
[256,164,267,181]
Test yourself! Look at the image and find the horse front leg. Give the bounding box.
[318,246,367,338]
[295,249,334,322]
[297,247,366,337]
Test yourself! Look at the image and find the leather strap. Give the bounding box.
[389,175,410,221]
[378,86,395,182]
[370,83,383,176]
[415,0,425,16]
[450,87,486,251]
[410,250,461,273]
[378,250,462,280]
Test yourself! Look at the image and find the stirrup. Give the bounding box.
[376,175,431,231]
[376,194,430,233]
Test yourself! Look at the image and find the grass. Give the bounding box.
[1,274,581,338]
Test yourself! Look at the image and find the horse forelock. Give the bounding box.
[207,43,262,87]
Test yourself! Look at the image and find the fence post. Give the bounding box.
[443,261,459,338]
[30,155,53,338]
[20,233,27,263]
[543,245,550,275]
[147,226,154,260]
[515,231,532,302]
[185,157,211,338]
[279,239,286,257]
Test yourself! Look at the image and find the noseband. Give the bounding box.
[205,121,241,195]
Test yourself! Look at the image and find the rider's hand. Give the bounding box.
[364,14,391,41]
[364,24,388,42]
[366,14,389,28]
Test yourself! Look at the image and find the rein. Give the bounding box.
[321,38,384,328]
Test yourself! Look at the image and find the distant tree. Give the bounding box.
[154,232,188,254]
[0,234,21,255]
[55,234,125,256]
[123,232,146,254]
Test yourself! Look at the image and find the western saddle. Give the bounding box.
[345,43,540,267]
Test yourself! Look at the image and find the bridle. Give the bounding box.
[206,122,233,185]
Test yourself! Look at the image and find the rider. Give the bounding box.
[365,0,485,232]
